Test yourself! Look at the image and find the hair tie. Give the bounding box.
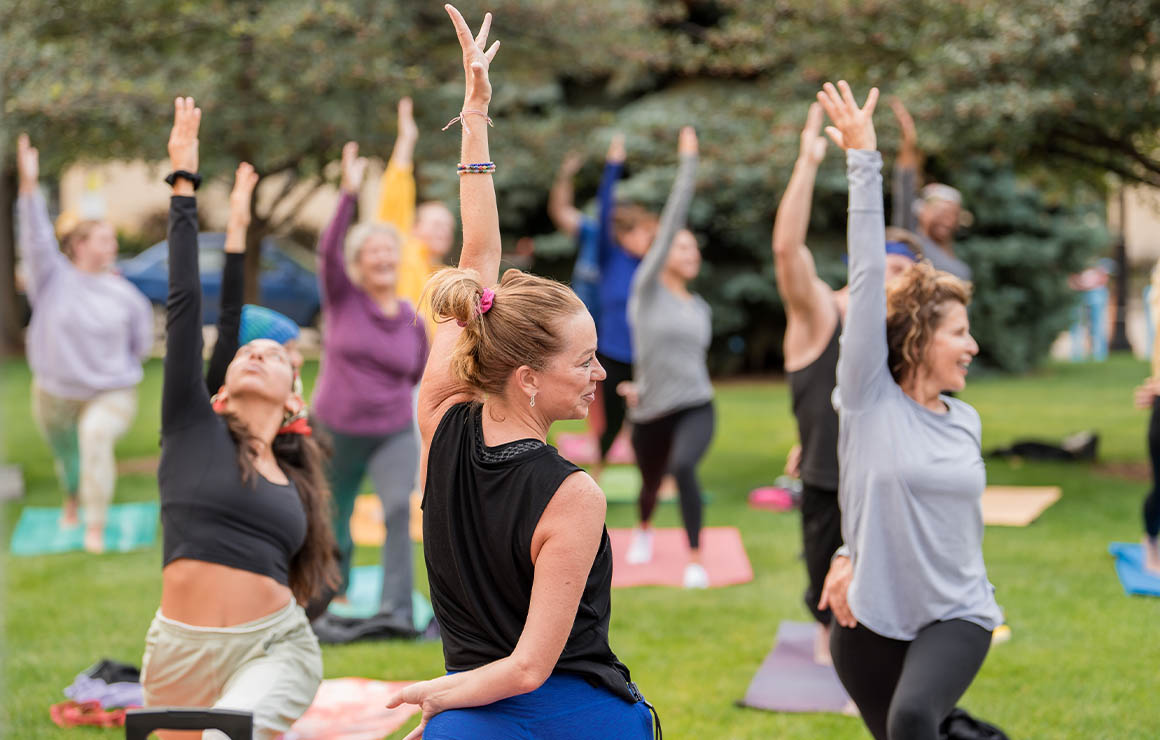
[457,288,496,327]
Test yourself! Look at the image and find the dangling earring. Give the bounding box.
[530,394,536,408]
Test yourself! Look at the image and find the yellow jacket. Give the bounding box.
[377,160,438,335]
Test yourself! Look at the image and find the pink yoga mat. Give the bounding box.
[555,433,635,465]
[608,526,753,588]
[284,678,420,740]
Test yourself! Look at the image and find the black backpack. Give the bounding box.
[940,708,1010,740]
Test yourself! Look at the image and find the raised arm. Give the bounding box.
[772,103,836,326]
[417,5,504,437]
[890,97,920,232]
[206,162,259,393]
[817,81,893,411]
[595,134,625,261]
[318,143,365,305]
[547,152,584,237]
[15,135,68,300]
[161,97,216,432]
[388,472,606,738]
[376,97,419,234]
[632,127,698,294]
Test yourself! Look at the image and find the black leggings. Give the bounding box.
[831,620,992,740]
[801,484,843,625]
[1146,396,1160,539]
[597,353,633,460]
[630,402,715,549]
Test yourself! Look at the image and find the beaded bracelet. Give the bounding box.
[457,162,497,176]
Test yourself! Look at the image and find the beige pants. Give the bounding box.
[31,383,137,529]
[140,600,323,740]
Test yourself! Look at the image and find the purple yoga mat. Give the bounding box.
[740,621,852,713]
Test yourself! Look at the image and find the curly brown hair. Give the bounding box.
[885,261,973,384]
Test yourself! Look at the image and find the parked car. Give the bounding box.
[119,233,321,326]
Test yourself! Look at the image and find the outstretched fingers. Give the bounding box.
[485,40,501,62]
[445,4,473,49]
[474,11,492,48]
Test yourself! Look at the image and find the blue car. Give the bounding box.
[119,233,321,327]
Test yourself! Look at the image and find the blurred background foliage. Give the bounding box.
[3,0,1157,371]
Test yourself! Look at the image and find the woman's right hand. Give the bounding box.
[606,133,626,164]
[340,141,368,195]
[678,126,698,157]
[397,97,419,144]
[818,554,856,628]
[16,134,39,194]
[816,80,879,152]
[228,163,259,227]
[798,102,828,167]
[446,5,501,109]
[1135,379,1159,410]
[167,97,201,181]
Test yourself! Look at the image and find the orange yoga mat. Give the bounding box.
[284,678,419,740]
[981,485,1061,527]
[608,526,753,588]
[350,492,423,546]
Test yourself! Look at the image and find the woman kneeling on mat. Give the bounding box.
[386,8,656,739]
[622,127,715,590]
[141,97,337,740]
[816,81,1000,740]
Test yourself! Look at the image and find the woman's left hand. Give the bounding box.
[446,5,501,108]
[1135,379,1159,410]
[678,125,698,157]
[387,681,440,740]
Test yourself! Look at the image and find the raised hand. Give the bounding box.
[606,133,626,164]
[225,163,259,253]
[398,97,419,144]
[816,81,879,152]
[168,96,201,175]
[16,134,39,194]
[445,5,501,107]
[340,141,369,194]
[798,102,828,167]
[558,152,584,180]
[890,96,919,168]
[678,126,698,156]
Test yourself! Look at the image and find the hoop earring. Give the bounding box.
[530,394,536,408]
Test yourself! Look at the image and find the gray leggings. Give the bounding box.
[319,422,419,624]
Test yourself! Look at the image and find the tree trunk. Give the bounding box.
[0,165,23,357]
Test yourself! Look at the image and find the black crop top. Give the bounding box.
[158,196,306,585]
[422,402,635,701]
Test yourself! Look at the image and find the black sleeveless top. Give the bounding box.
[786,319,841,491]
[423,402,634,701]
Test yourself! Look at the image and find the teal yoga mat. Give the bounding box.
[598,466,713,505]
[9,502,159,556]
[328,565,435,631]
[1109,542,1160,597]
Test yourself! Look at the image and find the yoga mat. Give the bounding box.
[349,492,423,546]
[981,485,1061,526]
[9,502,158,556]
[327,565,435,631]
[1108,542,1160,596]
[608,526,753,588]
[284,678,420,740]
[740,621,852,714]
[598,466,707,505]
[555,432,635,466]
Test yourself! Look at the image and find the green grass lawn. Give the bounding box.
[4,355,1160,738]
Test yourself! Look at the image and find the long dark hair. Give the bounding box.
[223,414,339,605]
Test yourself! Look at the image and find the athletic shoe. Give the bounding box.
[625,528,654,564]
[683,562,709,589]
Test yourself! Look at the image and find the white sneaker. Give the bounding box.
[625,528,654,564]
[683,562,709,589]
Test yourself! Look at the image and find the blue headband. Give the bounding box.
[842,241,918,264]
[239,304,300,346]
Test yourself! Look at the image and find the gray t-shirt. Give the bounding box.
[834,149,1001,641]
[891,163,972,281]
[627,153,713,424]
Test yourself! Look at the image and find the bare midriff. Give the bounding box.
[160,559,294,627]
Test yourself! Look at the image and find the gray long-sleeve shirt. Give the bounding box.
[627,153,712,424]
[835,150,1001,641]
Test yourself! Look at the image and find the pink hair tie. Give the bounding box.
[458,288,496,327]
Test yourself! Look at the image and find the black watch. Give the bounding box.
[164,170,202,190]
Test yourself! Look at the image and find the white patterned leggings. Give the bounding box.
[31,382,138,529]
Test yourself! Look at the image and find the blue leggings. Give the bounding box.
[424,673,654,740]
